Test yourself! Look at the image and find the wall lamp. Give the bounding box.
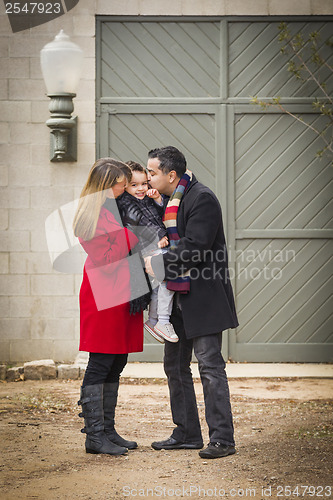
[40,30,83,162]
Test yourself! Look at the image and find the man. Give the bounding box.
[144,146,238,459]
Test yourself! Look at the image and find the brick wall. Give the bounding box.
[1,0,332,363]
[0,0,96,362]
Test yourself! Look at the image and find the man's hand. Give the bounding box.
[147,188,162,204]
[144,256,155,277]
[158,236,169,248]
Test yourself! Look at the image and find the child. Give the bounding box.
[117,161,178,343]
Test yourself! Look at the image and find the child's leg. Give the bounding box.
[157,282,174,324]
[154,284,178,342]
[148,286,159,325]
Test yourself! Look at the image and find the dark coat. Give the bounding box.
[151,175,238,338]
[116,192,168,313]
[117,192,167,252]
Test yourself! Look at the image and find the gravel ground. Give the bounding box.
[0,377,332,500]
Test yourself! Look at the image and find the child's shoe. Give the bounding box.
[144,320,165,344]
[154,322,179,343]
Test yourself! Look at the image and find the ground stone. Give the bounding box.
[74,352,87,380]
[78,366,86,379]
[6,366,24,382]
[0,365,6,380]
[57,364,80,380]
[23,359,57,380]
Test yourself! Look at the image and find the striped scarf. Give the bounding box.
[163,169,192,293]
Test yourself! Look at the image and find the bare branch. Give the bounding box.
[251,24,333,164]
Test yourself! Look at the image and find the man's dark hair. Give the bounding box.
[148,146,186,177]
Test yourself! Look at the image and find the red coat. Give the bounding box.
[79,206,143,354]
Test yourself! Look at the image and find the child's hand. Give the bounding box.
[147,188,162,204]
[158,236,169,248]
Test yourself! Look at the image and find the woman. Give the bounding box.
[73,158,143,456]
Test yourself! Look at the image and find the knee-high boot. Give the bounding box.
[78,384,128,455]
[103,382,138,450]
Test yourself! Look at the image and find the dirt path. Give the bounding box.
[0,378,332,499]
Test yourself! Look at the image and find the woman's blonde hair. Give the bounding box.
[73,158,126,240]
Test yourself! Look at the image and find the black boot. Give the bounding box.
[78,384,128,456]
[103,382,138,450]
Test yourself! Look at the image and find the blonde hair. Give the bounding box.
[117,162,132,182]
[73,158,126,240]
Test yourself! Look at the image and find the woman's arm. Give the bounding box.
[80,211,138,272]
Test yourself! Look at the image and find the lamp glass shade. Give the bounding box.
[40,30,83,94]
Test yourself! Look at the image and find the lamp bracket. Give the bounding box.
[46,93,78,162]
[49,116,78,162]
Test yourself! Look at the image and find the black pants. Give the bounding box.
[82,353,128,387]
[164,306,235,446]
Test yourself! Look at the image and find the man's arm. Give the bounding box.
[150,192,221,280]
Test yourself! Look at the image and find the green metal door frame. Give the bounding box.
[96,16,333,363]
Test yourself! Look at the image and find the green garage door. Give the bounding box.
[96,17,333,362]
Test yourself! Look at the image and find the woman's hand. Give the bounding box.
[147,188,162,204]
[158,236,169,248]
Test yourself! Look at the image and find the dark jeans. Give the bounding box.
[164,306,235,446]
[82,352,128,387]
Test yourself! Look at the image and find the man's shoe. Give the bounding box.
[144,320,164,344]
[154,322,179,343]
[152,436,203,450]
[199,442,236,459]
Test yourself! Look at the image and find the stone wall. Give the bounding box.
[0,0,96,363]
[1,0,332,363]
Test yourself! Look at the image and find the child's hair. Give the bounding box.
[125,161,147,180]
[73,157,126,241]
